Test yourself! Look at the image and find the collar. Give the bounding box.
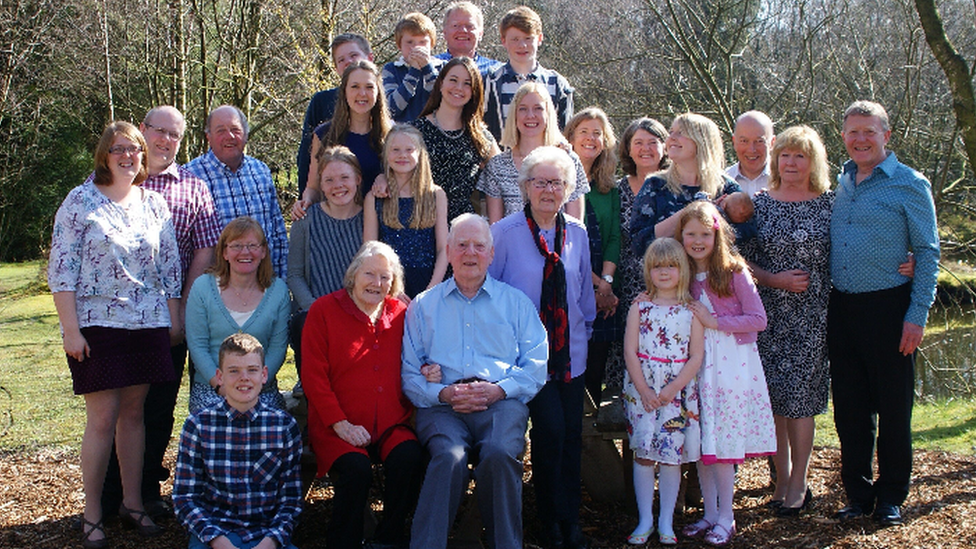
[393,55,409,67]
[446,274,497,300]
[842,151,898,182]
[218,398,261,422]
[147,161,182,183]
[727,161,770,183]
[336,289,399,331]
[205,149,249,173]
[501,61,542,81]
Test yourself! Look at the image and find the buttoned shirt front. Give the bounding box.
[186,150,289,277]
[830,151,939,326]
[173,400,302,548]
[141,163,221,283]
[482,62,574,141]
[726,162,771,196]
[401,275,548,408]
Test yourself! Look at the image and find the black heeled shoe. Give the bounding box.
[80,517,108,549]
[775,488,813,518]
[118,504,162,537]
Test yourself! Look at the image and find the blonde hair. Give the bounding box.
[499,82,563,150]
[395,12,437,49]
[642,237,692,303]
[210,216,274,290]
[343,240,405,298]
[382,124,437,229]
[564,107,618,193]
[674,201,747,297]
[768,125,830,195]
[664,113,726,197]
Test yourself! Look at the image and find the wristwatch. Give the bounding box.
[601,274,614,285]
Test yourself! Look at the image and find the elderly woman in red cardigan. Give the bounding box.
[302,241,425,549]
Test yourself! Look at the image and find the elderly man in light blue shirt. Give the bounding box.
[402,213,547,549]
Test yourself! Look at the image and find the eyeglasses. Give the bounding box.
[227,243,263,252]
[144,123,184,141]
[108,145,143,155]
[528,177,566,191]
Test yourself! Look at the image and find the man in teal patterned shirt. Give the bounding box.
[828,100,939,527]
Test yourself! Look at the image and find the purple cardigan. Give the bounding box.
[488,211,597,380]
[690,270,767,345]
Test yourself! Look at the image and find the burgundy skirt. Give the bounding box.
[67,326,176,395]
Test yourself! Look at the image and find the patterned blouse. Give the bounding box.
[48,180,181,329]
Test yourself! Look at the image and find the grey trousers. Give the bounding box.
[410,399,529,549]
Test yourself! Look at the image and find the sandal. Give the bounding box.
[80,517,108,549]
[681,519,713,538]
[704,522,736,547]
[659,532,678,546]
[626,525,653,545]
[118,503,162,537]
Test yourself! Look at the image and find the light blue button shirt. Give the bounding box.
[830,152,940,326]
[401,275,549,408]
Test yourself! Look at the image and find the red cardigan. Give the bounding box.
[302,289,415,475]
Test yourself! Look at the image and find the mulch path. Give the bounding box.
[2,445,975,548]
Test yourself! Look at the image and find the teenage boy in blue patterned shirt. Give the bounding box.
[173,333,302,549]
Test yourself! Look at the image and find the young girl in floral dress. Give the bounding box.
[676,201,775,546]
[623,237,704,546]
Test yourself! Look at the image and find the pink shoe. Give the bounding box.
[681,519,713,538]
[704,522,736,547]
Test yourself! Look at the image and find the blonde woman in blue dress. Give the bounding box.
[622,237,704,546]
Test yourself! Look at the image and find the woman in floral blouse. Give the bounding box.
[48,121,181,548]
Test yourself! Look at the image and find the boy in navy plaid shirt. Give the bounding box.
[173,333,302,549]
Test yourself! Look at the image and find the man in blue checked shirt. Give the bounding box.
[187,105,289,278]
[828,100,940,528]
[174,333,302,549]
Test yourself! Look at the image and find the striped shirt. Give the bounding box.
[830,152,940,326]
[186,150,289,278]
[286,205,363,311]
[382,56,445,122]
[483,62,574,141]
[173,399,302,547]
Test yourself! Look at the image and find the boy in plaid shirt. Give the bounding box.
[173,333,302,549]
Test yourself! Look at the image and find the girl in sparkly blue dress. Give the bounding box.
[364,124,448,298]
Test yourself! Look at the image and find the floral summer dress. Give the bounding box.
[693,273,776,464]
[623,301,701,464]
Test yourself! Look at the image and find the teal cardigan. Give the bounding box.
[185,274,291,386]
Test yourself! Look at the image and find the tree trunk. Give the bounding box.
[914,0,976,180]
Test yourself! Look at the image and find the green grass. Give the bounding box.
[0,260,970,455]
[0,260,298,451]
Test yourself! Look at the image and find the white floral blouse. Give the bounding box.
[48,180,182,329]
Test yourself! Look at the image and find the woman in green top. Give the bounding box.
[565,107,620,404]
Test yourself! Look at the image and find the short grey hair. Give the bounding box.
[343,241,405,298]
[205,105,250,139]
[843,100,889,131]
[517,146,577,205]
[449,213,493,248]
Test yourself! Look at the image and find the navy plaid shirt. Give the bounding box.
[186,150,289,277]
[483,62,574,141]
[173,400,303,547]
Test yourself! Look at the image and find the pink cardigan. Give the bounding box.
[690,270,767,344]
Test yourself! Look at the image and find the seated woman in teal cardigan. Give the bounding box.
[185,216,291,411]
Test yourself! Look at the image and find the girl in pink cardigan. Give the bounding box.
[676,201,775,547]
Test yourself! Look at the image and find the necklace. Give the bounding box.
[431,111,465,139]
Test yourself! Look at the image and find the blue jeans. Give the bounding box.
[188,533,298,549]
